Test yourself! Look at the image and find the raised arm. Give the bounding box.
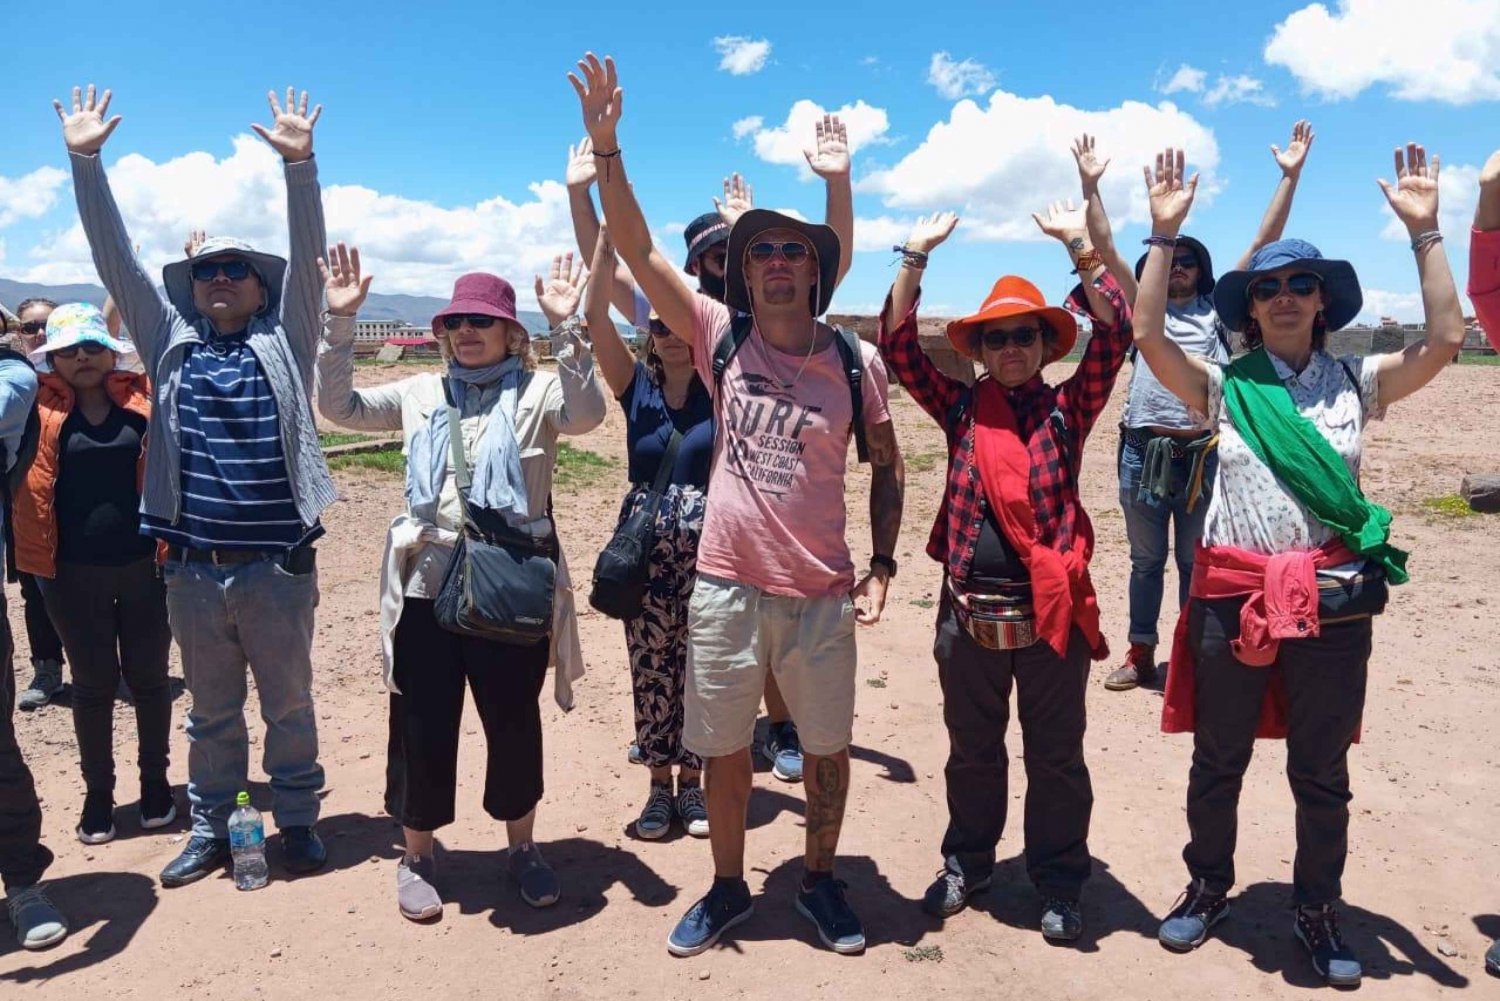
[583,224,638,398]
[805,114,854,287]
[536,252,607,436]
[569,53,697,344]
[1470,148,1500,350]
[1232,120,1315,270]
[1369,143,1466,406]
[314,242,408,431]
[1072,134,1138,304]
[1134,148,1212,415]
[566,136,639,318]
[879,212,966,424]
[1032,198,1116,326]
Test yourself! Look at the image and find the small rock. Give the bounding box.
[270,948,283,958]
[576,824,588,832]
[1436,939,1458,957]
[698,970,711,981]
[358,752,371,760]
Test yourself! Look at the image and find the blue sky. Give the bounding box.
[2,0,1497,323]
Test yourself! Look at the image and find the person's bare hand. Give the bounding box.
[1144,147,1199,235]
[535,252,589,328]
[713,173,754,226]
[250,87,322,163]
[1031,199,1088,244]
[568,52,623,150]
[1271,119,1315,178]
[565,136,597,190]
[1377,141,1441,236]
[804,114,850,178]
[1071,134,1110,193]
[318,242,373,318]
[184,229,207,258]
[904,211,959,254]
[53,84,122,155]
[851,569,889,625]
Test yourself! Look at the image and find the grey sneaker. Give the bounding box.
[676,782,709,838]
[6,884,68,950]
[1040,897,1084,942]
[1294,904,1361,987]
[18,659,63,711]
[921,861,992,917]
[1159,879,1229,951]
[396,854,442,921]
[636,782,674,840]
[507,843,559,908]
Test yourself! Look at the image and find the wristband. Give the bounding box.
[1409,230,1443,252]
[1142,235,1177,248]
[549,316,584,338]
[1071,249,1103,274]
[893,245,929,270]
[591,146,621,181]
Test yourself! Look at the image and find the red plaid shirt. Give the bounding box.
[877,275,1131,585]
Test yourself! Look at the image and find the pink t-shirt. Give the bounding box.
[691,295,892,598]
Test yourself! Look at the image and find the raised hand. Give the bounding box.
[1071,134,1110,193]
[1144,147,1199,235]
[565,136,597,190]
[1377,142,1441,235]
[53,84,122,155]
[1031,199,1088,243]
[713,173,754,226]
[184,229,207,258]
[535,252,589,328]
[1271,119,1315,178]
[318,242,373,318]
[568,53,623,150]
[1482,148,1500,191]
[804,114,850,178]
[251,87,321,163]
[904,211,959,253]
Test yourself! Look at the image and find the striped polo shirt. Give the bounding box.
[142,336,318,550]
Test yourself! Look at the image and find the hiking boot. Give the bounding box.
[667,878,753,957]
[281,825,327,874]
[18,659,63,711]
[139,779,177,830]
[1040,897,1084,942]
[636,781,674,840]
[508,842,559,908]
[762,721,803,783]
[921,860,992,917]
[76,790,116,845]
[6,884,68,950]
[1104,643,1157,691]
[396,854,442,921]
[1158,879,1229,951]
[1294,904,1362,987]
[676,781,709,838]
[795,877,866,954]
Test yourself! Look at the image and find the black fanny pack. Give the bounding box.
[1316,565,1389,622]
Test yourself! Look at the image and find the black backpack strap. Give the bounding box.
[831,325,869,464]
[711,311,755,398]
[1337,357,1359,392]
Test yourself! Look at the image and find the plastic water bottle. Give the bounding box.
[228,791,268,890]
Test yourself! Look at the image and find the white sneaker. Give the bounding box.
[677,782,709,838]
[7,885,68,950]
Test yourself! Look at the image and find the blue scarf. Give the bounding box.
[406,356,530,527]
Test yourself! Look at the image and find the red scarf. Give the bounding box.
[971,379,1105,662]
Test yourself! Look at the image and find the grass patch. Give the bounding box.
[903,945,944,963]
[865,677,887,689]
[319,431,375,448]
[1456,353,1500,366]
[905,450,947,475]
[1421,494,1478,518]
[910,597,935,609]
[554,442,615,490]
[329,450,405,476]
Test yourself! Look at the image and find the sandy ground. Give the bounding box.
[2,358,1498,1000]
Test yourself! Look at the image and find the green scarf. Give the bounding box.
[1221,348,1408,584]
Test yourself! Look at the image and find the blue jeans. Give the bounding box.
[163,556,323,838]
[1117,435,1218,646]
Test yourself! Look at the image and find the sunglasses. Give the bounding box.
[52,341,110,360]
[701,248,728,268]
[18,320,48,336]
[648,320,675,339]
[441,314,499,331]
[190,260,254,282]
[1248,273,1322,303]
[747,241,811,265]
[979,327,1042,351]
[1171,255,1199,270]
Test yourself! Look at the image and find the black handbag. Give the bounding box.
[432,381,557,647]
[589,428,683,620]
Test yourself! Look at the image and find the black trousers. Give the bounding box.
[934,591,1093,899]
[1183,596,1371,905]
[0,590,53,892]
[39,558,173,795]
[18,572,64,666]
[385,599,550,831]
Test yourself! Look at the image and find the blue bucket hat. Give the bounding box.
[1213,238,1362,334]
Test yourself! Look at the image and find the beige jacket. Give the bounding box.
[316,313,607,709]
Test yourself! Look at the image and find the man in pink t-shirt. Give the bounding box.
[1471,148,1500,353]
[574,54,903,959]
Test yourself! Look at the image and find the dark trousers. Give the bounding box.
[934,591,1093,899]
[0,590,53,892]
[39,558,172,795]
[18,572,64,666]
[385,599,550,831]
[1183,596,1371,905]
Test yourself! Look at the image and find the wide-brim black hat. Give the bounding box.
[1134,234,1215,297]
[724,209,841,317]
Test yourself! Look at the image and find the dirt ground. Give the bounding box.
[2,358,1498,1000]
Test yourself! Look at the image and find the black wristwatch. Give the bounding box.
[871,554,898,578]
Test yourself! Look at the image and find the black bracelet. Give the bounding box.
[592,146,621,181]
[1142,235,1177,248]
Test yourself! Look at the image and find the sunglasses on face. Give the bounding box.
[1248,273,1322,303]
[701,249,727,268]
[52,342,110,360]
[18,321,48,336]
[747,241,811,265]
[441,314,499,332]
[190,260,254,282]
[979,327,1042,351]
[1171,255,1199,270]
[648,321,675,339]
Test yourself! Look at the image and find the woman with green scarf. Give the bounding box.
[1131,144,1465,988]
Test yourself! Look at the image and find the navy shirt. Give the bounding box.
[620,362,713,488]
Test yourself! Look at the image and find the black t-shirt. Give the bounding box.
[54,405,154,566]
[969,502,1028,586]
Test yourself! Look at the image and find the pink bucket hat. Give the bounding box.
[430,273,525,338]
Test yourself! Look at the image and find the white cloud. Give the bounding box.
[1359,288,1425,323]
[713,36,772,76]
[744,99,892,178]
[851,216,916,253]
[1203,74,1277,108]
[731,115,764,140]
[859,90,1220,241]
[1265,0,1500,103]
[0,166,69,228]
[927,52,997,100]
[1378,162,1479,241]
[1160,65,1207,94]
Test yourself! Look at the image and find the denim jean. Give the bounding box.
[163,556,323,838]
[1117,435,1218,646]
[0,589,53,891]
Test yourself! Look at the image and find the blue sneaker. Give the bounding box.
[1159,880,1229,951]
[667,879,753,957]
[795,878,866,954]
[1294,904,1361,987]
[762,721,803,783]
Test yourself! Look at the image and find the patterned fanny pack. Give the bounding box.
[947,577,1037,650]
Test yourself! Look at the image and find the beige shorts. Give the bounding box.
[683,574,858,759]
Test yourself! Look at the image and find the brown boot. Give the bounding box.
[1104,643,1157,691]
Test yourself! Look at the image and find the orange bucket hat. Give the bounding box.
[946,275,1078,364]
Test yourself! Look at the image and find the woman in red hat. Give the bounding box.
[315,245,606,922]
[877,207,1131,941]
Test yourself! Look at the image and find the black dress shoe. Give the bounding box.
[160,835,231,887]
[281,825,327,875]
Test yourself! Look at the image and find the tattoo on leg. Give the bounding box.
[805,756,847,871]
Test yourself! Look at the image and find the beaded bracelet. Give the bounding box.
[893,245,929,269]
[1141,235,1177,248]
[1410,229,1443,252]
